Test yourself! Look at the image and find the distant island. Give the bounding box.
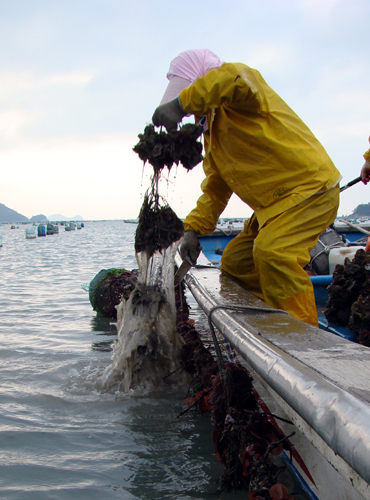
[30,214,48,222]
[48,214,84,221]
[0,203,29,223]
[0,203,84,223]
[349,203,370,219]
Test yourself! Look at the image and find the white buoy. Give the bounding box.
[25,227,37,239]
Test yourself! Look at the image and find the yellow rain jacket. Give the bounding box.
[364,137,370,162]
[179,63,341,326]
[180,63,340,233]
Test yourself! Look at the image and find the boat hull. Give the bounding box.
[176,251,370,500]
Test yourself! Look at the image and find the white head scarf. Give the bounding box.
[159,49,223,105]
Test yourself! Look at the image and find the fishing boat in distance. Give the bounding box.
[175,219,370,500]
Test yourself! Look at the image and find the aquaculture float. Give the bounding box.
[25,226,37,239]
[47,223,59,235]
[65,222,76,231]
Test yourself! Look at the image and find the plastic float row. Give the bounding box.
[25,222,84,239]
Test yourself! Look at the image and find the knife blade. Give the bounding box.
[174,256,194,286]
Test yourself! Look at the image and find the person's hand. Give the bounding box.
[152,98,187,132]
[180,230,202,263]
[361,161,370,184]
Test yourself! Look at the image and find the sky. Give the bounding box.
[1,0,369,221]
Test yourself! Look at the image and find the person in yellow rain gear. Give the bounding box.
[361,137,370,184]
[152,49,342,327]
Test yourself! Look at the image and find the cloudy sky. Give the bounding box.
[1,0,369,220]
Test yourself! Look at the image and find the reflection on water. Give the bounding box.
[90,306,118,352]
[90,314,118,333]
[92,336,116,352]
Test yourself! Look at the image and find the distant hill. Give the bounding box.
[0,203,85,223]
[29,214,49,222]
[350,203,370,218]
[48,214,84,221]
[0,203,28,223]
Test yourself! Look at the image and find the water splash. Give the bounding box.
[100,238,184,393]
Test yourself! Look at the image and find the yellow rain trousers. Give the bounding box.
[180,62,341,326]
[220,186,339,326]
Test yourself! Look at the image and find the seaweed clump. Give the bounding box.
[135,192,184,257]
[89,268,138,319]
[208,364,296,497]
[133,123,203,173]
[132,123,201,256]
[174,293,298,498]
[349,282,370,346]
[325,248,370,346]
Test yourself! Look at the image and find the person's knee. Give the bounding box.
[220,252,233,275]
[253,238,274,269]
[219,239,239,274]
[220,232,257,277]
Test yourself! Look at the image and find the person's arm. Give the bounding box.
[361,142,370,184]
[183,152,233,235]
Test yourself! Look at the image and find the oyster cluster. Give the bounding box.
[135,193,184,256]
[133,124,203,172]
[325,248,370,346]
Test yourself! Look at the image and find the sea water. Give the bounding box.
[0,220,251,500]
[0,221,311,500]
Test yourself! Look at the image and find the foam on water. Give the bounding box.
[100,238,184,392]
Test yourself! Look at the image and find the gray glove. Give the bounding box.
[152,98,187,132]
[180,229,202,263]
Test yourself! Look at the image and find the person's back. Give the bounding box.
[178,61,341,229]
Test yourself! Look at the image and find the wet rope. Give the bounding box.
[309,238,344,269]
